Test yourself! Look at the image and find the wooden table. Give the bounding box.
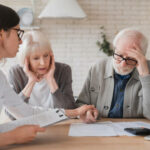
[2,118,150,150]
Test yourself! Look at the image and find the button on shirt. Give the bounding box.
[108,72,131,118]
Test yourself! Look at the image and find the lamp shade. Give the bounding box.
[38,0,86,19]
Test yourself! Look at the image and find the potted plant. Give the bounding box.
[96,26,113,56]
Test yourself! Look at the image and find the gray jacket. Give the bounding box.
[8,62,76,109]
[76,57,150,119]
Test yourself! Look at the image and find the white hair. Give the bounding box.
[113,28,148,55]
[17,31,52,66]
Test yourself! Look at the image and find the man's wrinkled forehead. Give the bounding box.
[115,37,141,54]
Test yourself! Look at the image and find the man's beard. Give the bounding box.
[113,59,134,75]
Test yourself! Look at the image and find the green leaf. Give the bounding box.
[96,26,113,56]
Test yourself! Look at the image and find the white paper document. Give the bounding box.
[69,121,150,137]
[69,122,117,136]
[0,109,68,133]
[4,105,44,119]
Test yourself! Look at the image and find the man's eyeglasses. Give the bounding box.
[113,53,137,66]
[12,28,24,41]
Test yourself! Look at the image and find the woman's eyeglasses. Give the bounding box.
[113,53,137,66]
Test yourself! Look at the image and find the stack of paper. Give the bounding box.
[0,109,68,133]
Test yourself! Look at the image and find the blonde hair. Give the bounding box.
[113,28,148,55]
[17,31,52,66]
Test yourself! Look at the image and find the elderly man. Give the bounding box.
[76,28,150,122]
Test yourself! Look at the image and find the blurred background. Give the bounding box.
[0,0,150,97]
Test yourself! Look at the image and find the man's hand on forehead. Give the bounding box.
[126,43,149,77]
[132,43,142,52]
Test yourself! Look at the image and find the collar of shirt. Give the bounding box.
[114,72,131,80]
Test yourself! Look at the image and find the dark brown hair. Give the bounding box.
[0,4,20,31]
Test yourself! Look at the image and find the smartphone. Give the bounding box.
[124,127,150,135]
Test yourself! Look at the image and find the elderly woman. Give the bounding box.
[8,31,75,109]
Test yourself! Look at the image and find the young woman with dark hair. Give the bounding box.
[0,4,96,147]
[0,4,45,147]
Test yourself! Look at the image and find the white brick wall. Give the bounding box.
[1,0,150,96]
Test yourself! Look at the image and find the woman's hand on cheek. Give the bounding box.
[44,54,55,81]
[23,58,39,83]
[44,54,58,93]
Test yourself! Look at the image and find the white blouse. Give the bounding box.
[29,79,54,109]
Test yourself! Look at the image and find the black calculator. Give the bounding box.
[124,127,150,135]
